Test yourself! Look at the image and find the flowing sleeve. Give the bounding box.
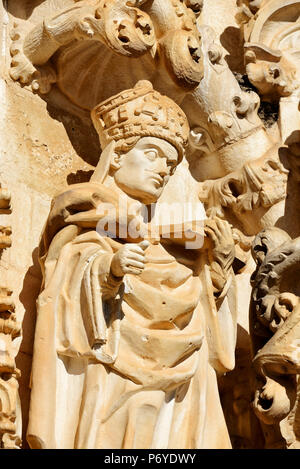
[40,226,123,365]
[201,264,238,374]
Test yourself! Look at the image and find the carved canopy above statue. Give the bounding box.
[10,0,204,109]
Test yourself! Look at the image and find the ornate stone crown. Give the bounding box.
[91,80,190,159]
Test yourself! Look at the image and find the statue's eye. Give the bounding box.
[167,160,176,174]
[145,149,158,161]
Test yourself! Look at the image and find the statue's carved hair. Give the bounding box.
[114,137,140,155]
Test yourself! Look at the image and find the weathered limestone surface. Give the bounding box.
[0,0,299,449]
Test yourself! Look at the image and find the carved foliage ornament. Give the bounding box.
[198,153,288,227]
[10,0,204,102]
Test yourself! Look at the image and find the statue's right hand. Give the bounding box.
[110,240,150,277]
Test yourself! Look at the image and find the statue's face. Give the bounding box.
[113,136,179,204]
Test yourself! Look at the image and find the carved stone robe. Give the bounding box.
[27,182,237,449]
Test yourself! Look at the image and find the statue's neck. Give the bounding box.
[102,174,136,203]
[102,174,155,222]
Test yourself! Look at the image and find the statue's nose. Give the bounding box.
[156,158,168,177]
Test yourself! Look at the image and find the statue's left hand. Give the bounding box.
[204,216,235,269]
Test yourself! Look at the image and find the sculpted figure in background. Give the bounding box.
[250,228,300,448]
[27,81,237,449]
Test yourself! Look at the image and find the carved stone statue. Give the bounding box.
[26,80,237,449]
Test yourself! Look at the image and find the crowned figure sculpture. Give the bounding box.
[27,81,237,449]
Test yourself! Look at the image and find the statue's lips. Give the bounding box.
[150,177,163,186]
[145,171,164,186]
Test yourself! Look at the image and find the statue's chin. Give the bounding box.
[117,184,162,205]
[131,192,160,206]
